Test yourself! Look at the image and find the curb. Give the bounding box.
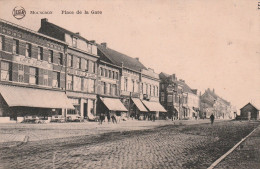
[207,126,258,169]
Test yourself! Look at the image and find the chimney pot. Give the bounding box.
[135,57,139,61]
[75,32,80,35]
[101,42,107,48]
[41,18,48,26]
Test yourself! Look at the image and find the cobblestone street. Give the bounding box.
[0,120,259,169]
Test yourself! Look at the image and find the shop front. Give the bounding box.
[141,100,167,120]
[130,98,148,120]
[0,84,74,123]
[66,91,96,122]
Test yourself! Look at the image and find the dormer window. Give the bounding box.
[72,37,77,47]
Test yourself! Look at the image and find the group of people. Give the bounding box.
[99,112,118,125]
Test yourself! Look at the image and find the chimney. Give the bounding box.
[75,32,80,35]
[135,57,139,61]
[101,42,107,48]
[41,18,48,26]
[213,88,215,93]
[172,74,176,81]
[89,40,96,44]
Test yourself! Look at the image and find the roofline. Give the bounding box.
[240,102,260,110]
[99,60,122,69]
[0,18,68,45]
[68,46,99,58]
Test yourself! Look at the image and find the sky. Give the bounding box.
[0,0,259,109]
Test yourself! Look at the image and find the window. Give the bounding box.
[141,83,143,94]
[146,84,148,95]
[72,37,77,47]
[29,67,38,84]
[0,36,4,50]
[103,82,106,94]
[105,69,108,77]
[85,59,89,71]
[68,54,73,67]
[18,74,24,82]
[156,86,159,96]
[107,83,111,95]
[167,95,173,103]
[161,84,164,90]
[67,75,73,90]
[1,61,11,81]
[48,50,53,63]
[115,72,119,79]
[38,47,43,60]
[18,64,24,71]
[52,72,60,87]
[88,79,95,93]
[108,70,111,78]
[73,76,81,91]
[92,62,96,73]
[124,78,128,91]
[13,39,19,54]
[114,84,118,96]
[75,57,81,69]
[26,43,31,57]
[112,71,115,79]
[43,74,48,86]
[161,92,165,102]
[150,85,152,95]
[100,67,104,76]
[153,86,155,96]
[101,82,105,94]
[58,53,63,65]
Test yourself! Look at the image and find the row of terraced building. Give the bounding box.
[0,18,234,123]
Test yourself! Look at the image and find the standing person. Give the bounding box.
[210,114,215,125]
[107,112,111,123]
[100,113,105,125]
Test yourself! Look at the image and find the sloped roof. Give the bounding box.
[97,44,146,72]
[176,80,193,94]
[240,102,260,110]
[39,20,89,42]
[159,72,170,79]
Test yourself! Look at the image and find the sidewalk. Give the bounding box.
[215,124,260,169]
[0,119,227,143]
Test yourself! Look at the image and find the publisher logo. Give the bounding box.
[12,6,26,20]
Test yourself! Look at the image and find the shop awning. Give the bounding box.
[131,98,148,112]
[142,100,167,112]
[0,85,74,109]
[100,97,128,111]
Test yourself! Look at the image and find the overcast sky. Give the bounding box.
[1,0,259,109]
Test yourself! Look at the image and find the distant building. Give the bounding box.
[159,73,199,120]
[240,103,259,120]
[200,88,232,119]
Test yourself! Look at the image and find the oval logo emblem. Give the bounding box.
[12,6,26,20]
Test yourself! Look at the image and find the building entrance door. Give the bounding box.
[84,103,88,119]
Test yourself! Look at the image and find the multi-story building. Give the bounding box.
[200,88,232,119]
[97,43,145,117]
[0,19,74,123]
[140,68,166,119]
[159,73,199,120]
[39,18,99,120]
[97,43,165,119]
[95,43,127,117]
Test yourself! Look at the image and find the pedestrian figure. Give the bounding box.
[152,113,156,122]
[111,115,117,124]
[100,113,105,125]
[107,113,111,123]
[210,114,215,125]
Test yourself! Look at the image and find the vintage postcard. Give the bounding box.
[0,0,259,168]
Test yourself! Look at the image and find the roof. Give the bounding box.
[97,44,146,72]
[159,72,170,79]
[240,102,260,111]
[176,80,193,94]
[38,19,89,42]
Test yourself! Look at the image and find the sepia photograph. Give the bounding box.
[0,0,259,168]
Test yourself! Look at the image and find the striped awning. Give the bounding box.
[142,100,167,112]
[100,97,128,112]
[0,85,74,109]
[131,98,148,112]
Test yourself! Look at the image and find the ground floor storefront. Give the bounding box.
[0,84,74,123]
